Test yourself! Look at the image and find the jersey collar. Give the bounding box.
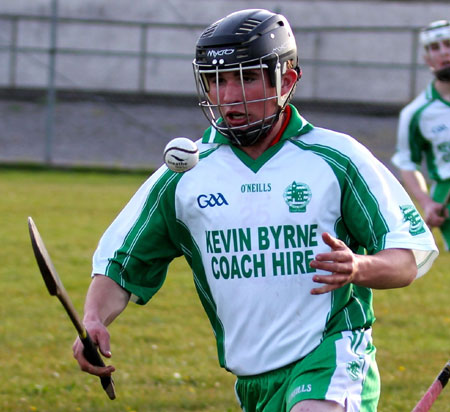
[428,82,450,106]
[201,104,313,145]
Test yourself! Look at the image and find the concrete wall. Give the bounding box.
[0,0,448,26]
[0,1,449,104]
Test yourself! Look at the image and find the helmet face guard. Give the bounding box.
[193,57,283,146]
[193,9,299,146]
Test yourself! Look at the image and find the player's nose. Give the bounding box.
[221,80,244,104]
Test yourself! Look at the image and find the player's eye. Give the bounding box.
[241,71,259,83]
[429,42,440,51]
[205,74,222,85]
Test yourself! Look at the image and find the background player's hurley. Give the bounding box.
[411,361,450,412]
[27,216,116,400]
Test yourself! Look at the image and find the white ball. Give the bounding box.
[163,137,199,173]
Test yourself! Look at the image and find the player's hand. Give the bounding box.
[309,232,359,295]
[423,199,448,227]
[72,321,115,377]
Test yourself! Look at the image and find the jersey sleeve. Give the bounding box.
[339,137,438,278]
[92,166,182,304]
[391,105,421,171]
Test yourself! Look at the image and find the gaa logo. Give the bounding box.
[283,181,311,213]
[197,193,229,208]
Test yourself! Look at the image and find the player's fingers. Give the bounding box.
[310,259,353,274]
[84,364,115,377]
[78,358,115,377]
[312,251,351,264]
[73,348,115,377]
[442,206,449,218]
[313,274,350,285]
[321,232,346,250]
[72,337,84,361]
[83,322,112,358]
[322,232,340,249]
[96,332,112,358]
[310,273,352,295]
[72,336,114,376]
[426,214,446,227]
[310,281,346,295]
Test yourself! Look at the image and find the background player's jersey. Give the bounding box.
[93,105,438,376]
[392,82,450,182]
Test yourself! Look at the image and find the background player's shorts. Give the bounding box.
[431,180,450,251]
[235,328,380,412]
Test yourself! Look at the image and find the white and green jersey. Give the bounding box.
[392,82,450,182]
[93,105,438,376]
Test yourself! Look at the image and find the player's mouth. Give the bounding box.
[225,111,251,127]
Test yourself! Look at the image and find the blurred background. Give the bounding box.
[0,0,449,171]
[1,3,450,411]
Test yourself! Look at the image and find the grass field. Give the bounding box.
[1,167,449,412]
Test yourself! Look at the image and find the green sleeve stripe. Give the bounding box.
[318,150,384,248]
[407,95,441,180]
[176,219,227,368]
[408,102,432,164]
[343,307,352,330]
[291,140,388,252]
[351,292,367,326]
[115,172,179,280]
[104,170,180,291]
[351,329,366,354]
[291,139,381,334]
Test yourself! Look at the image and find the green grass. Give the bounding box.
[1,167,448,411]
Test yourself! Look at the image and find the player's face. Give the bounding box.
[424,38,450,73]
[205,69,278,130]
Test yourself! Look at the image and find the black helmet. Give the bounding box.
[193,9,300,146]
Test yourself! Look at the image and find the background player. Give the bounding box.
[392,19,450,251]
[73,9,438,411]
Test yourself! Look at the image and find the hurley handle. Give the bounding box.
[81,331,116,400]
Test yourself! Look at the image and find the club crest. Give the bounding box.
[283,181,311,213]
[399,205,426,236]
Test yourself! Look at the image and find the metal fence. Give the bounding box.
[0,11,431,168]
[0,12,429,101]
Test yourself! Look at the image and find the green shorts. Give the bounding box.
[234,329,380,412]
[431,180,450,251]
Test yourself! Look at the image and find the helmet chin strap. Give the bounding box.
[435,66,450,82]
[221,101,294,147]
[218,114,278,146]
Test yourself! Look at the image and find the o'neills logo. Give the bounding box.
[207,49,235,58]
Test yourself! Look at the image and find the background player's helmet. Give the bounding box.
[420,20,450,47]
[193,9,300,146]
[420,20,450,82]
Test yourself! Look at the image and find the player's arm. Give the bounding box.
[400,169,447,227]
[72,274,131,377]
[309,232,417,295]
